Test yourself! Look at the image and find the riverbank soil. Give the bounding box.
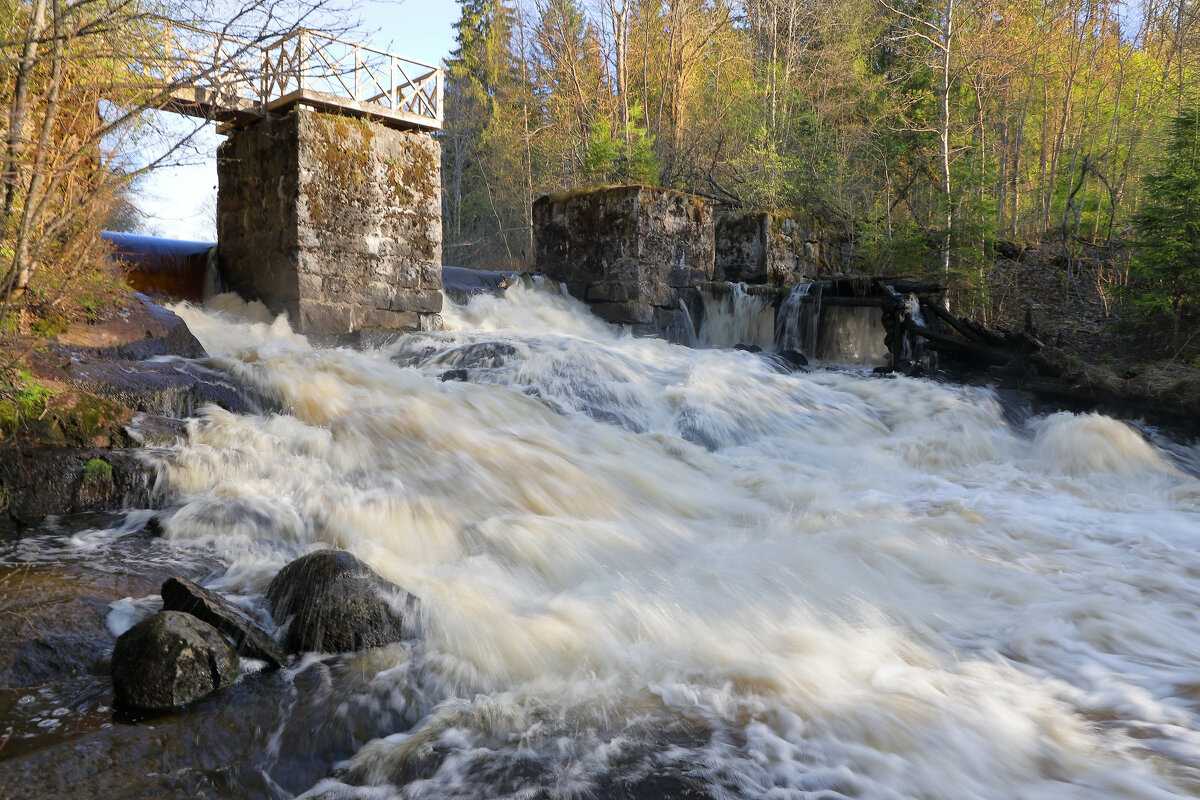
[965,238,1200,429]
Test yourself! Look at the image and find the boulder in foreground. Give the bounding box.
[111,610,241,712]
[161,576,286,668]
[266,549,416,654]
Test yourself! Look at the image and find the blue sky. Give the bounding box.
[137,0,459,240]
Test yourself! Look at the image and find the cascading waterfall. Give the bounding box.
[737,279,890,366]
[5,279,1200,799]
[900,293,926,363]
[774,281,817,355]
[817,306,891,366]
[698,282,775,349]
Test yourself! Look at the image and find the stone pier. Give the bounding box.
[217,108,443,335]
[715,211,846,285]
[533,186,713,339]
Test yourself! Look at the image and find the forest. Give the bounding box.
[442,0,1200,343]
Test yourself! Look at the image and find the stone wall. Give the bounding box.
[217,108,442,335]
[715,211,844,285]
[533,186,713,337]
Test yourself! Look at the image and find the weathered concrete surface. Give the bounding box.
[217,108,443,335]
[715,211,846,285]
[533,186,713,338]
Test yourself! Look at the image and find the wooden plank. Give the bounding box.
[265,88,441,131]
[919,298,988,344]
[161,87,261,125]
[903,319,1013,364]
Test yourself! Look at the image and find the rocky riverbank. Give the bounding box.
[0,293,271,534]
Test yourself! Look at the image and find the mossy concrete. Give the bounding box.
[217,109,443,335]
[715,211,848,285]
[533,185,713,339]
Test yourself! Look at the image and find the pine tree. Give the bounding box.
[1129,101,1200,348]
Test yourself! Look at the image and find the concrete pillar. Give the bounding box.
[533,185,713,338]
[217,108,443,335]
[714,211,843,285]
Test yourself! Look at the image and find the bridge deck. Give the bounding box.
[163,26,442,132]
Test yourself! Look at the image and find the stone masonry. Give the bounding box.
[715,211,845,285]
[217,108,442,335]
[533,186,713,337]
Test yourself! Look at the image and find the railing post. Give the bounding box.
[259,45,269,108]
[435,68,444,125]
[389,57,398,108]
[297,30,310,92]
[354,46,361,101]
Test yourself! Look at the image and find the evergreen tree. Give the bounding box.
[443,0,525,266]
[1129,101,1200,347]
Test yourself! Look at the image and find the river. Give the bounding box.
[4,280,1200,798]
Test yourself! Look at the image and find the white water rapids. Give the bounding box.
[142,281,1200,798]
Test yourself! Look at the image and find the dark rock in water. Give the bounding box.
[88,294,208,361]
[0,568,115,688]
[777,349,808,368]
[111,610,241,712]
[598,773,716,800]
[440,368,469,382]
[161,576,286,668]
[68,357,253,418]
[764,349,809,372]
[733,343,762,353]
[442,265,518,304]
[393,340,520,371]
[0,447,151,528]
[436,341,519,370]
[266,550,416,654]
[125,412,188,446]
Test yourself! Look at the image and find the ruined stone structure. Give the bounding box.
[715,211,845,285]
[217,109,442,334]
[533,186,713,338]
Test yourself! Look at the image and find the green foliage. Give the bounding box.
[0,369,52,438]
[30,313,67,337]
[1128,102,1200,342]
[82,458,113,482]
[583,104,660,186]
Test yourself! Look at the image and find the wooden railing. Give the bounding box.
[163,24,443,130]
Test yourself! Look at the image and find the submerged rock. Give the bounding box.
[111,610,241,712]
[0,567,115,688]
[266,550,417,654]
[161,576,286,668]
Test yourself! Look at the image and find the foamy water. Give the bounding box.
[146,282,1200,798]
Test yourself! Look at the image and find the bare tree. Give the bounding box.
[0,0,351,331]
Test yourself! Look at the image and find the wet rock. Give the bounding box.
[733,343,762,353]
[442,265,517,304]
[125,412,188,446]
[160,577,286,668]
[266,550,416,654]
[436,341,518,370]
[0,447,151,528]
[111,610,241,713]
[439,368,469,382]
[775,349,809,369]
[67,357,252,418]
[57,293,207,361]
[0,567,115,687]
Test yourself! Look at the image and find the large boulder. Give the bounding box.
[111,610,241,712]
[265,550,416,654]
[161,576,286,668]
